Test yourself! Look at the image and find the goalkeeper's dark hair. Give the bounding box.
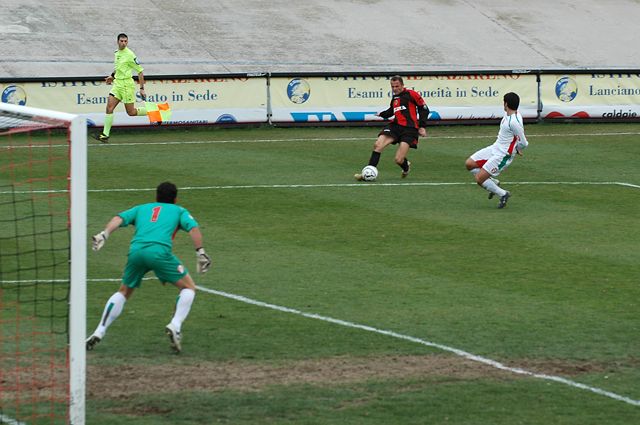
[390,75,404,85]
[117,33,128,40]
[156,182,178,204]
[503,92,520,110]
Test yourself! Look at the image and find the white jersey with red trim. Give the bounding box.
[493,111,528,156]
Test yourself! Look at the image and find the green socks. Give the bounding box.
[103,113,113,136]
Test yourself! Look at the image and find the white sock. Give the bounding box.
[94,291,126,338]
[481,179,507,197]
[170,288,196,333]
[469,168,480,176]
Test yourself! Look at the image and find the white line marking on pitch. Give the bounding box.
[195,284,640,407]
[1,181,638,195]
[77,277,640,406]
[4,130,640,149]
[86,131,640,147]
[0,414,27,425]
[615,182,640,189]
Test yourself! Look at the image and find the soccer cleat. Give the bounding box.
[354,173,364,181]
[488,178,501,199]
[401,161,411,178]
[165,323,182,354]
[497,191,511,209]
[86,334,102,351]
[91,132,110,143]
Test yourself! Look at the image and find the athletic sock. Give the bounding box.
[368,151,381,167]
[469,168,480,176]
[103,113,114,136]
[136,107,147,116]
[170,288,196,333]
[481,178,507,197]
[94,291,126,338]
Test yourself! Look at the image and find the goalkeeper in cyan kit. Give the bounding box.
[86,182,212,354]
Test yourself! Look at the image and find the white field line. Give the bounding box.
[71,277,640,407]
[0,181,638,195]
[0,414,27,425]
[615,182,640,189]
[194,285,640,407]
[3,130,640,149]
[0,279,69,284]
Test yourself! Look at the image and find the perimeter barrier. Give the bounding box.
[1,69,639,128]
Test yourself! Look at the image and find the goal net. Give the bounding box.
[0,103,86,424]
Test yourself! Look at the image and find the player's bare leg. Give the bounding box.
[124,102,147,117]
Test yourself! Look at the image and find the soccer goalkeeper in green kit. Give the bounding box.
[86,182,212,354]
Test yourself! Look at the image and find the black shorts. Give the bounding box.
[378,123,419,149]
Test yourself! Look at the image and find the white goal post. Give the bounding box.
[0,102,86,425]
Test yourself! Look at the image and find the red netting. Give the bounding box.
[1,112,72,425]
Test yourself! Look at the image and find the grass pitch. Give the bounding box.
[85,123,640,424]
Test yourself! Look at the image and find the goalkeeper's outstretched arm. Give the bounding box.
[189,226,204,251]
[92,216,123,251]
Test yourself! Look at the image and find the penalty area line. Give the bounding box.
[196,285,640,407]
[1,181,638,195]
[7,130,640,150]
[86,131,640,147]
[99,180,640,192]
[81,278,639,406]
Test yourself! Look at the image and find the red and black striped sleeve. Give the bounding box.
[378,99,394,119]
[409,90,430,128]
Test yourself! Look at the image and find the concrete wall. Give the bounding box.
[1,0,639,78]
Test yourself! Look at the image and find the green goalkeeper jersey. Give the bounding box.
[113,47,143,81]
[117,202,199,250]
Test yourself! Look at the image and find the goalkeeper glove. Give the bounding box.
[196,247,212,273]
[92,231,108,251]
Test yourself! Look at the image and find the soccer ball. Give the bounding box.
[361,165,378,181]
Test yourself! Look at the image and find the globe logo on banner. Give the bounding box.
[1,85,27,105]
[287,79,311,104]
[216,114,237,123]
[555,76,578,102]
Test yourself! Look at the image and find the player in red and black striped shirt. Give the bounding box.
[355,75,430,180]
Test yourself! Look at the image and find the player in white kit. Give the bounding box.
[465,92,529,209]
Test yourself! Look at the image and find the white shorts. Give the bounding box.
[470,146,514,177]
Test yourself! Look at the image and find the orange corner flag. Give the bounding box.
[145,102,172,124]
